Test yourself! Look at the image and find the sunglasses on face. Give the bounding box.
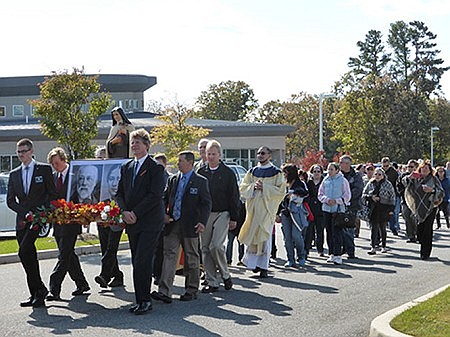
[312,170,321,173]
[257,151,267,155]
[367,167,374,171]
[374,173,384,176]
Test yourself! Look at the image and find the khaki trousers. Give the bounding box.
[158,221,200,296]
[201,211,231,287]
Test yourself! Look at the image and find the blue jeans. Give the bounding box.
[388,197,401,232]
[281,213,306,263]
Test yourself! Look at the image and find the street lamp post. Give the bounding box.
[319,93,335,151]
[431,126,440,167]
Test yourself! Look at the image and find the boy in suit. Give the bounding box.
[7,138,56,308]
[46,147,90,301]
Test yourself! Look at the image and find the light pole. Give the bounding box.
[319,93,335,151]
[431,126,439,167]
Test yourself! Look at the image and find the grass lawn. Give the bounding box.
[390,286,450,337]
[0,233,128,255]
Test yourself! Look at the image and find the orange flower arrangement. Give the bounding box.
[25,199,124,231]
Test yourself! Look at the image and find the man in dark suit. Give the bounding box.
[152,151,211,303]
[115,128,165,315]
[46,147,90,301]
[7,138,56,308]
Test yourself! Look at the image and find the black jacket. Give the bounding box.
[197,161,240,222]
[342,168,363,212]
[164,171,212,238]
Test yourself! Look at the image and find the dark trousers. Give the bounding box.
[417,208,438,259]
[50,232,88,295]
[97,225,123,282]
[17,228,46,297]
[324,212,343,256]
[370,221,387,248]
[305,215,324,253]
[153,230,164,280]
[128,230,159,304]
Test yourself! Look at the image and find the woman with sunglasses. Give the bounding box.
[362,168,396,254]
[435,166,449,229]
[403,161,444,260]
[305,165,325,257]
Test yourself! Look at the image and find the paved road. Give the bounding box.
[1,221,449,337]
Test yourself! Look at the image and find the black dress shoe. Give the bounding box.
[259,269,268,278]
[72,285,90,296]
[223,277,233,290]
[32,288,49,308]
[46,293,61,301]
[134,301,152,315]
[94,275,109,288]
[128,304,139,313]
[20,297,34,307]
[180,292,197,301]
[201,285,219,293]
[108,278,124,287]
[151,291,172,303]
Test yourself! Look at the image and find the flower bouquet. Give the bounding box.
[25,199,124,231]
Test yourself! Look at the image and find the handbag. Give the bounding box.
[334,204,356,229]
[356,202,372,222]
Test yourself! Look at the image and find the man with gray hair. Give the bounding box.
[194,138,209,172]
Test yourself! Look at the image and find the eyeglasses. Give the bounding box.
[374,173,384,176]
[257,151,267,155]
[366,167,374,171]
[16,149,31,154]
[382,164,389,168]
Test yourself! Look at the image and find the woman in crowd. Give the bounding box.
[106,107,135,159]
[403,161,444,260]
[318,163,351,265]
[305,165,325,257]
[278,164,309,267]
[362,168,395,254]
[435,166,450,229]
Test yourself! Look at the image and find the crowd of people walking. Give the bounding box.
[6,107,449,314]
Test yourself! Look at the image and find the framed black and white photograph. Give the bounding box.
[67,159,127,204]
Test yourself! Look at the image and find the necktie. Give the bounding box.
[132,161,139,186]
[24,166,30,195]
[56,173,63,194]
[173,176,187,221]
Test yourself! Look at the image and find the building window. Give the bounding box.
[0,106,5,117]
[12,105,24,117]
[1,155,20,172]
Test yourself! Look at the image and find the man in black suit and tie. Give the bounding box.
[46,147,90,301]
[115,128,165,315]
[151,151,211,303]
[7,138,56,308]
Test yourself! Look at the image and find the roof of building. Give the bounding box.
[0,74,157,97]
[0,111,294,141]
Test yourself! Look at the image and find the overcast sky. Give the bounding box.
[2,0,449,106]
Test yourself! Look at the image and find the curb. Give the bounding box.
[0,241,129,265]
[369,284,450,337]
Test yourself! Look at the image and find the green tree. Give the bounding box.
[194,80,259,121]
[30,68,112,159]
[256,92,339,160]
[348,29,390,81]
[150,102,210,164]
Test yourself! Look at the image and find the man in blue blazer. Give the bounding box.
[115,129,165,315]
[7,138,56,308]
[152,151,211,303]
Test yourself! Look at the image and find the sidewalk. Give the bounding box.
[369,284,450,337]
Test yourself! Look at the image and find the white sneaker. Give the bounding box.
[326,255,335,263]
[333,256,343,265]
[381,248,388,253]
